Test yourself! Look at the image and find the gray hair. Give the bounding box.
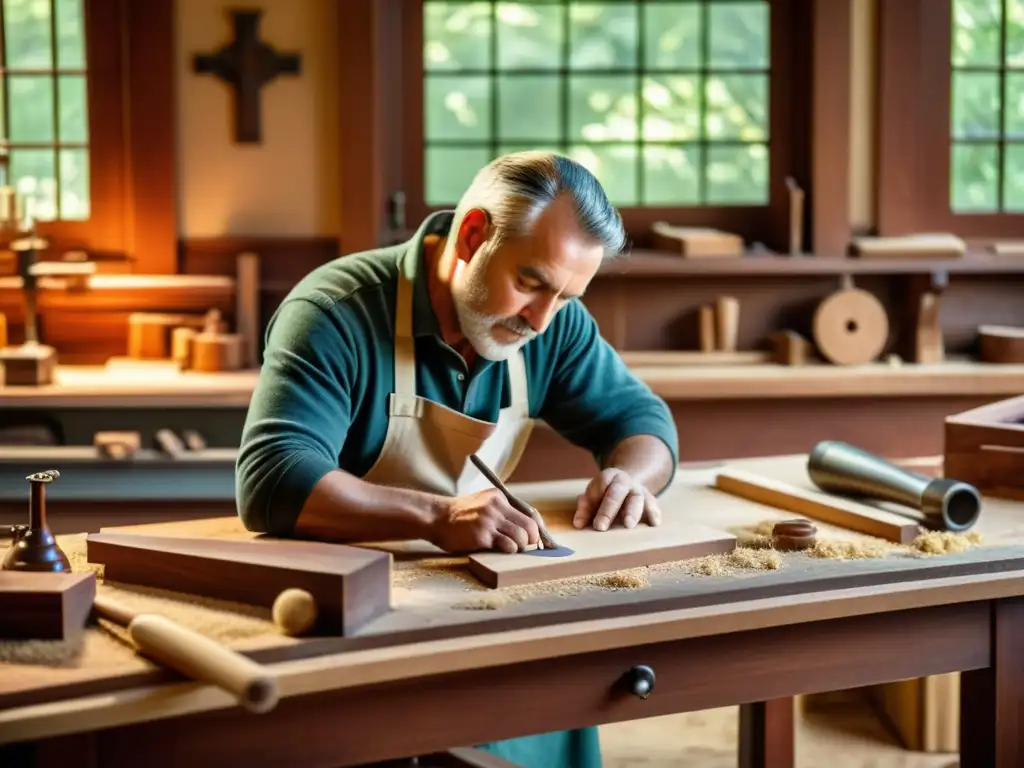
[453,150,628,256]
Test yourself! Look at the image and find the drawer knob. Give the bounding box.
[624,665,655,699]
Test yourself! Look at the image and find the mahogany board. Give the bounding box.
[0,572,96,640]
[85,533,391,636]
[467,523,737,588]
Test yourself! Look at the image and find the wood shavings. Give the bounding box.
[808,539,893,560]
[910,530,983,556]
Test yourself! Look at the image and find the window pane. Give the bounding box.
[643,144,700,204]
[425,75,491,141]
[568,144,638,205]
[1007,0,1024,65]
[3,0,52,70]
[497,75,561,142]
[642,75,700,141]
[58,74,88,142]
[569,3,638,70]
[55,0,85,70]
[425,146,490,205]
[951,71,1001,140]
[496,2,563,70]
[705,143,769,204]
[952,0,1003,66]
[705,74,769,141]
[8,75,54,142]
[644,3,701,70]
[709,1,769,70]
[568,75,638,142]
[951,142,999,211]
[10,147,56,220]
[424,2,492,71]
[59,147,88,219]
[1003,143,1024,211]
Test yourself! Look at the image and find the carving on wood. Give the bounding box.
[193,9,302,143]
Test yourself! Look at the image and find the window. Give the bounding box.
[1,0,89,222]
[422,0,772,210]
[949,0,1024,213]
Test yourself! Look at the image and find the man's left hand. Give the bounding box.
[573,468,663,531]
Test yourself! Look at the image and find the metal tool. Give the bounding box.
[807,440,981,532]
[469,453,560,550]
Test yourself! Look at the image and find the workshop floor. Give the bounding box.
[599,692,958,768]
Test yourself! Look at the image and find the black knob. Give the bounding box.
[623,665,655,699]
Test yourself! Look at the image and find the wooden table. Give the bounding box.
[2,454,1024,767]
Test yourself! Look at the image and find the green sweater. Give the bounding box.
[236,212,679,535]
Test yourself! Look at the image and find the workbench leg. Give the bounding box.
[738,697,794,768]
[960,597,1024,767]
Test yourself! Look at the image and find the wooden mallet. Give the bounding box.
[92,593,279,714]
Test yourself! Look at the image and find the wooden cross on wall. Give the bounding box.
[193,9,302,144]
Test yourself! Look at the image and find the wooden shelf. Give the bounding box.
[2,361,1023,409]
[0,274,235,315]
[599,250,1024,278]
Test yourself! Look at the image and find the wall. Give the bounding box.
[174,0,341,238]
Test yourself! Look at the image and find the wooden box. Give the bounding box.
[944,395,1024,501]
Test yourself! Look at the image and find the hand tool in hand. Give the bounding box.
[469,453,560,551]
[92,592,279,713]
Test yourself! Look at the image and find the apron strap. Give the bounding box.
[506,350,529,409]
[393,273,416,397]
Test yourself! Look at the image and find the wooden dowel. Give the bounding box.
[93,593,279,714]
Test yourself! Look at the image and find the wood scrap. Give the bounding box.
[236,252,260,368]
[0,572,96,640]
[978,325,1024,364]
[713,467,922,544]
[698,305,715,352]
[849,233,966,259]
[154,429,187,458]
[651,221,744,258]
[93,431,141,460]
[715,296,739,352]
[768,331,811,366]
[191,309,244,372]
[0,311,6,347]
[85,532,392,635]
[786,177,804,256]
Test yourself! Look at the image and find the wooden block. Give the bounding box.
[713,467,921,543]
[0,571,96,640]
[192,332,244,372]
[127,312,207,359]
[978,325,1024,364]
[715,296,739,352]
[171,327,196,367]
[467,523,736,589]
[0,311,7,348]
[768,330,811,366]
[849,233,966,259]
[154,428,187,458]
[0,343,56,385]
[236,252,260,368]
[93,431,141,460]
[85,532,392,635]
[698,305,715,352]
[651,221,744,258]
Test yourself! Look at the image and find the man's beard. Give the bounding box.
[453,266,537,361]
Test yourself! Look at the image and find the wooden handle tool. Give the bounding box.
[469,453,560,550]
[92,593,279,714]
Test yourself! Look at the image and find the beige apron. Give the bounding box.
[360,272,535,497]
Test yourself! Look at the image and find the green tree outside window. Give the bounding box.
[422,0,771,208]
[951,0,1024,212]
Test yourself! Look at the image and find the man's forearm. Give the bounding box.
[293,469,442,543]
[602,434,675,495]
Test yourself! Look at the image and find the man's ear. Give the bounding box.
[455,208,491,264]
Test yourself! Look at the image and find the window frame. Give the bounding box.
[3,0,176,272]
[338,0,830,255]
[876,0,1024,239]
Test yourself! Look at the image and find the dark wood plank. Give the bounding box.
[0,572,96,640]
[89,602,990,767]
[85,532,392,636]
[960,597,1024,767]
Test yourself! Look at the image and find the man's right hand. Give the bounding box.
[429,489,541,554]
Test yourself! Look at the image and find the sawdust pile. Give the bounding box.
[911,530,984,555]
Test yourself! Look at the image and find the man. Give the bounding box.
[236,151,679,767]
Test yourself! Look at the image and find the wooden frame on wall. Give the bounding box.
[337,0,857,257]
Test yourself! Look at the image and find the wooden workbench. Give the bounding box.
[2,453,1023,767]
